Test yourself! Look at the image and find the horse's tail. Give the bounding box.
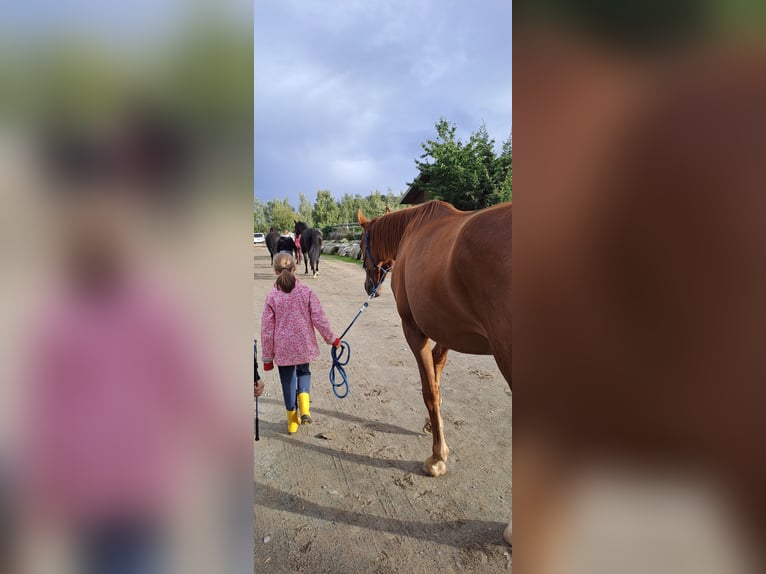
[308,231,322,265]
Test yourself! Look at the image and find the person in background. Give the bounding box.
[294,233,303,265]
[260,253,340,433]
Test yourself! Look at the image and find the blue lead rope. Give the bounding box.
[329,267,390,398]
[329,342,352,398]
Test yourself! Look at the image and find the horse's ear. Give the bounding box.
[357,208,368,226]
[384,206,391,214]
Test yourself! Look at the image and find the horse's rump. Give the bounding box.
[393,202,511,355]
[452,203,512,312]
[265,230,280,259]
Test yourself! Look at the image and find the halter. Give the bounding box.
[364,227,393,276]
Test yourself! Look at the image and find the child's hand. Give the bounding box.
[332,338,341,348]
[254,380,265,397]
[264,361,274,371]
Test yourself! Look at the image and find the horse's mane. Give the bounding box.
[370,201,460,259]
[296,221,320,235]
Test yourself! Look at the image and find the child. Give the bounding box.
[260,253,339,434]
[23,112,251,574]
[294,233,303,265]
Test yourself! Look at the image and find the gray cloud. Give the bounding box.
[254,0,512,206]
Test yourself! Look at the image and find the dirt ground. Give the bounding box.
[253,246,512,573]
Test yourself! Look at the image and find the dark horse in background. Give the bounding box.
[357,200,512,545]
[265,228,280,263]
[293,221,323,277]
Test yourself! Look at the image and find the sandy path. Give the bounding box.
[253,245,512,573]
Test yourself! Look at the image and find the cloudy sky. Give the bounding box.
[254,1,512,206]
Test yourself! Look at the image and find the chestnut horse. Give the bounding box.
[357,200,512,544]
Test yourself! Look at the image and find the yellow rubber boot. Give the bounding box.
[286,409,300,434]
[297,392,312,424]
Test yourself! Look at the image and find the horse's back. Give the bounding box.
[394,203,511,357]
[456,202,512,262]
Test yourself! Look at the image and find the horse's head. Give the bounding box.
[294,220,307,238]
[357,207,392,297]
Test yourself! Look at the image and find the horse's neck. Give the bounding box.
[373,232,399,262]
[373,204,442,260]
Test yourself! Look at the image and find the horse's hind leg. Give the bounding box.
[402,320,449,476]
[311,251,319,277]
[423,343,449,434]
[491,337,512,392]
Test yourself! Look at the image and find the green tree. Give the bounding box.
[297,193,314,227]
[312,190,341,230]
[352,194,366,220]
[414,118,474,211]
[337,193,357,225]
[496,134,512,202]
[347,190,405,222]
[468,123,499,209]
[267,198,298,232]
[253,198,269,232]
[413,118,511,210]
[383,188,403,211]
[365,190,388,218]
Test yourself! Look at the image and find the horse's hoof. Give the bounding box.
[503,523,512,546]
[423,420,432,434]
[423,458,447,477]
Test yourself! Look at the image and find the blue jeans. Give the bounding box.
[80,521,165,574]
[278,364,311,410]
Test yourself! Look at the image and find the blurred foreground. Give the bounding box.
[515,2,766,573]
[0,2,252,573]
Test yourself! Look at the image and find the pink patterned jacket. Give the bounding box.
[24,278,239,524]
[261,281,336,366]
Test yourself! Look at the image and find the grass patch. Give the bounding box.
[324,253,363,266]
